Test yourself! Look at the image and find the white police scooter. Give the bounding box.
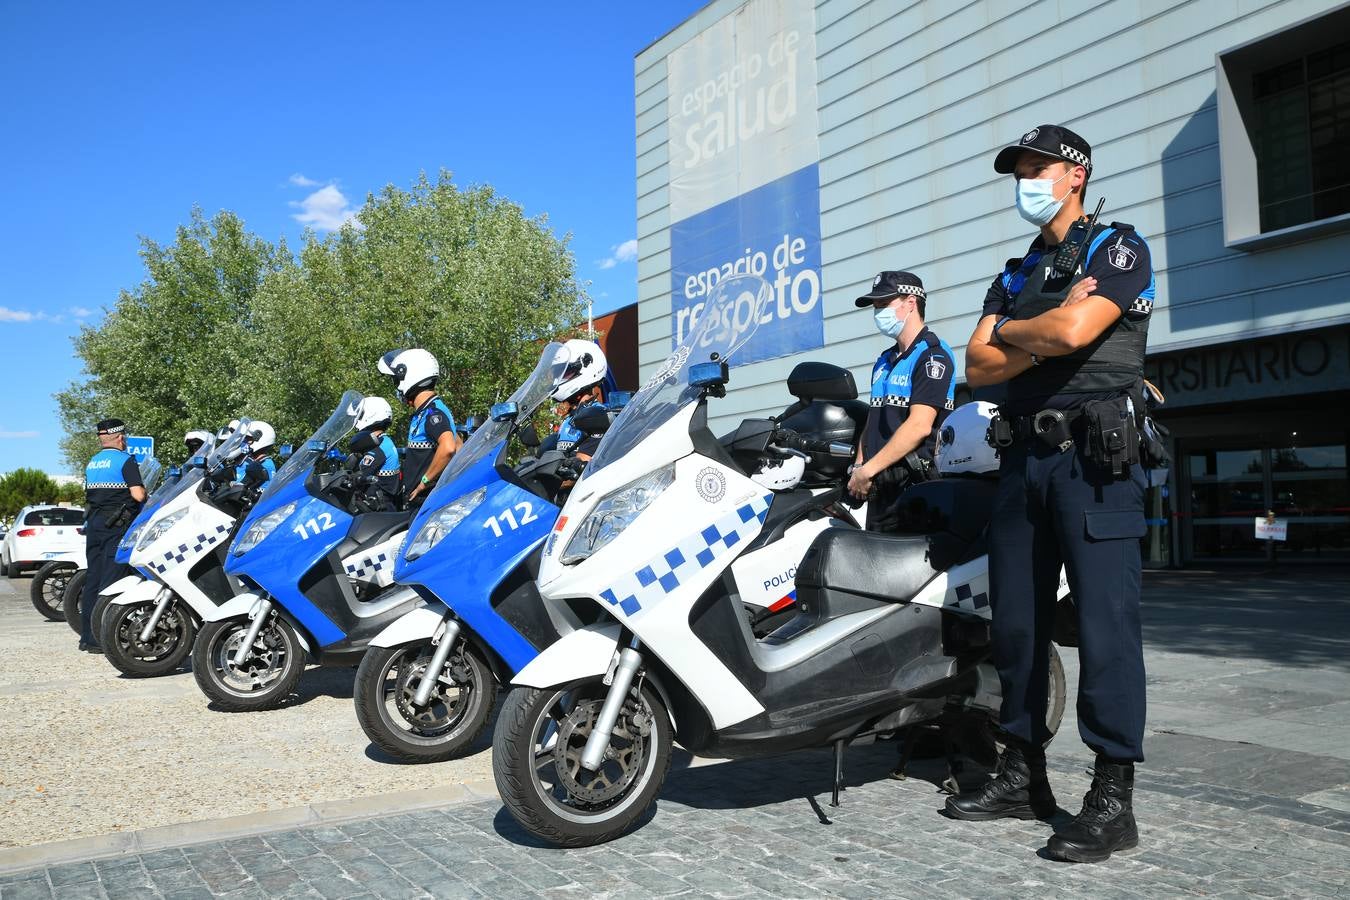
[95,425,259,676]
[492,275,1071,846]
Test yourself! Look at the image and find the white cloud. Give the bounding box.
[0,427,39,439]
[597,239,638,270]
[288,173,321,187]
[0,306,50,323]
[69,306,95,318]
[291,184,362,232]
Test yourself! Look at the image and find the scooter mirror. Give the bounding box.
[518,424,541,448]
[490,402,519,423]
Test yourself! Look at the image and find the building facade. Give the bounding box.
[634,0,1350,566]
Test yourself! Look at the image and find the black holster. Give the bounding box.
[1082,396,1139,477]
[102,501,138,530]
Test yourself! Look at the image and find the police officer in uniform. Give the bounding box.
[949,125,1155,864]
[552,339,612,461]
[80,419,146,652]
[378,348,460,504]
[235,422,277,493]
[847,271,955,528]
[351,396,402,508]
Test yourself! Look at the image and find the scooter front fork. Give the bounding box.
[580,642,643,772]
[411,617,462,708]
[232,599,274,668]
[137,587,175,643]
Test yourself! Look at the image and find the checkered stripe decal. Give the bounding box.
[148,523,230,574]
[406,440,434,450]
[598,494,772,616]
[951,582,989,612]
[1130,296,1153,315]
[86,482,129,489]
[344,550,391,581]
[1059,143,1091,171]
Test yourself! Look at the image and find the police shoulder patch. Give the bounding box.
[924,355,948,380]
[1106,236,1139,271]
[361,454,375,467]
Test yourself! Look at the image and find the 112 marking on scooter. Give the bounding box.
[482,502,538,538]
[292,512,336,540]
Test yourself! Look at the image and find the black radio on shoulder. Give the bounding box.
[1052,197,1106,277]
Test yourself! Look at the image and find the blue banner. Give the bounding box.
[670,163,824,366]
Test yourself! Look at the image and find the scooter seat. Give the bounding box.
[336,510,411,559]
[795,528,936,608]
[875,476,995,545]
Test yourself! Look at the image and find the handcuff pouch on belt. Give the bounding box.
[1081,396,1140,477]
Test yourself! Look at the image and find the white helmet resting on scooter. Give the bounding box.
[378,348,439,402]
[937,401,1000,476]
[750,453,807,491]
[245,421,276,455]
[354,396,394,432]
[550,339,607,402]
[217,419,240,442]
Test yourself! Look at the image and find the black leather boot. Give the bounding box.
[1046,757,1139,863]
[944,741,1057,821]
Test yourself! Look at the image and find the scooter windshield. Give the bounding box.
[206,418,254,474]
[138,457,163,496]
[426,342,567,499]
[260,390,364,501]
[586,275,771,476]
[153,465,208,507]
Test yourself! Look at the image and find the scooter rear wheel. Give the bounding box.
[63,570,87,635]
[354,639,496,763]
[494,678,672,847]
[101,599,195,677]
[30,562,75,621]
[193,615,304,711]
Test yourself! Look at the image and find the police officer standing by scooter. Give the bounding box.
[378,348,460,505]
[951,124,1158,863]
[847,271,955,529]
[79,419,147,653]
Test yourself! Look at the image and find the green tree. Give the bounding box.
[0,468,61,520]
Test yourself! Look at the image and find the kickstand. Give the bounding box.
[830,738,845,808]
[941,730,965,796]
[889,727,915,781]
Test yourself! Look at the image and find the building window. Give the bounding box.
[1252,41,1350,232]
[1216,6,1350,249]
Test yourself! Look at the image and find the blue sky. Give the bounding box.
[0,2,703,475]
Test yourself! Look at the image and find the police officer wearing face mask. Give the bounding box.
[847,271,955,528]
[951,124,1156,865]
[80,419,147,653]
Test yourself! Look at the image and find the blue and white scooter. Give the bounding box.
[351,344,594,761]
[192,392,422,712]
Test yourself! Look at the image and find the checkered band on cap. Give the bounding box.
[894,284,925,298]
[1060,143,1092,171]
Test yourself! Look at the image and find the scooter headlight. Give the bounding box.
[119,524,144,552]
[233,501,298,557]
[136,508,189,551]
[562,464,675,565]
[405,486,487,562]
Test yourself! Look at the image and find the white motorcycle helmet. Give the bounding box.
[550,339,608,402]
[246,421,276,455]
[751,453,807,491]
[217,418,240,442]
[937,401,1000,476]
[184,430,213,452]
[378,348,439,402]
[355,396,394,432]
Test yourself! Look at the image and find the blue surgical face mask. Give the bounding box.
[874,305,910,339]
[1015,167,1073,226]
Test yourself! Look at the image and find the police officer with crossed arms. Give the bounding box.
[79,418,147,653]
[847,271,955,528]
[951,124,1156,863]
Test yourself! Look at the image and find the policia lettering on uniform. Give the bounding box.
[80,418,146,652]
[951,124,1159,864]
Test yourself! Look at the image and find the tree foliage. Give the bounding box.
[0,468,62,520]
[56,171,585,470]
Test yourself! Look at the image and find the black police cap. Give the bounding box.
[855,270,926,308]
[96,418,126,435]
[994,124,1093,175]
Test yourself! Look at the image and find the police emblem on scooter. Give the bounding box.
[696,467,726,503]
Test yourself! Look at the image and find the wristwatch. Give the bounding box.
[1030,353,1042,366]
[420,475,430,486]
[992,316,1011,345]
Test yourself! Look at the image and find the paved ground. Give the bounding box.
[0,574,493,849]
[2,569,1349,897]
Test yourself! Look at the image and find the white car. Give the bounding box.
[1,505,86,577]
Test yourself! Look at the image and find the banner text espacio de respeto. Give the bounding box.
[666,0,823,366]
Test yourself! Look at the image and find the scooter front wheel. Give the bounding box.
[63,570,88,634]
[30,562,75,621]
[101,599,195,677]
[494,678,672,847]
[193,615,303,711]
[354,639,496,763]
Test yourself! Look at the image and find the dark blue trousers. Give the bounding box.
[988,439,1147,762]
[81,519,129,646]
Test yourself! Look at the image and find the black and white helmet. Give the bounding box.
[216,419,240,442]
[184,430,213,454]
[246,421,276,455]
[354,396,394,432]
[937,401,999,476]
[378,349,439,401]
[550,339,608,402]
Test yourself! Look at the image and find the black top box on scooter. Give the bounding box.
[778,399,868,483]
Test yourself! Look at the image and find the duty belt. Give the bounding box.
[988,407,1086,453]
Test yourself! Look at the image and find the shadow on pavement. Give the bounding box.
[1141,570,1350,669]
